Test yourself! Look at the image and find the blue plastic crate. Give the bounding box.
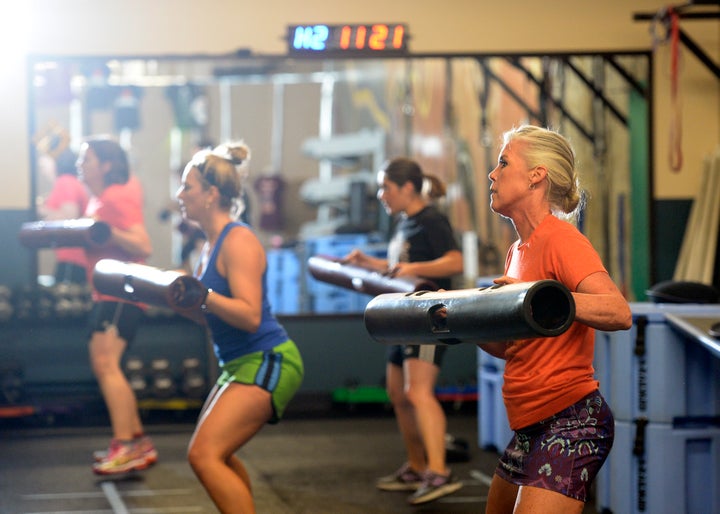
[269,281,300,315]
[305,233,379,259]
[477,362,513,453]
[266,249,301,314]
[311,289,357,314]
[350,291,375,312]
[478,349,506,372]
[594,302,720,424]
[596,419,720,514]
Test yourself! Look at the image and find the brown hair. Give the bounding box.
[382,157,446,200]
[84,137,129,187]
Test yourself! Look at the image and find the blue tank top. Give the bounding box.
[196,221,289,365]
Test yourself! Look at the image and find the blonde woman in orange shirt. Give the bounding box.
[479,125,631,514]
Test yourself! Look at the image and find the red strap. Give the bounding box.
[668,7,683,172]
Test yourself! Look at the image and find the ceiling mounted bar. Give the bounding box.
[634,12,720,20]
[634,2,720,80]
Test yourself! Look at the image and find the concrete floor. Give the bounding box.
[0,404,600,514]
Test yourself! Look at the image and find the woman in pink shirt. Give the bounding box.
[78,137,156,476]
[38,149,89,284]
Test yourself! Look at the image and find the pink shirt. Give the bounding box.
[85,176,146,302]
[44,174,89,267]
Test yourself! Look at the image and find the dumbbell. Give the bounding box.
[150,358,176,399]
[124,356,148,399]
[181,357,207,399]
[1,366,25,405]
[0,285,14,323]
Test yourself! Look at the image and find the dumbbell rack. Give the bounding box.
[0,311,212,424]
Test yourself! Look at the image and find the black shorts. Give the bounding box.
[55,262,87,284]
[387,344,447,367]
[87,301,144,345]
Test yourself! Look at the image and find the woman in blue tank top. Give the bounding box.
[176,141,304,514]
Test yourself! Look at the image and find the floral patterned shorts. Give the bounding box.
[495,390,614,502]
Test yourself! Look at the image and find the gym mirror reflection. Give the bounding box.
[29,52,650,313]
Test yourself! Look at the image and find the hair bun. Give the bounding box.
[215,141,251,167]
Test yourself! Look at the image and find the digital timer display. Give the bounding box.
[287,24,409,56]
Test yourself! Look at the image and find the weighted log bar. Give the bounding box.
[364,280,575,345]
[18,219,112,248]
[308,254,439,295]
[92,259,207,324]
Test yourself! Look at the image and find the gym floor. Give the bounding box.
[0,402,600,514]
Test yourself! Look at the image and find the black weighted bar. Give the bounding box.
[18,218,112,248]
[364,280,575,345]
[92,259,207,324]
[308,254,439,295]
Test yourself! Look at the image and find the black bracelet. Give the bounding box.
[201,288,213,312]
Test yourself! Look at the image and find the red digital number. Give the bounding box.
[339,25,352,49]
[355,25,367,49]
[391,25,404,49]
[369,24,389,50]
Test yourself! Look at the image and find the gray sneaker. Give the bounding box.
[407,470,463,504]
[376,463,424,491]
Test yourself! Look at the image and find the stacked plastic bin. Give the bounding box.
[477,349,513,452]
[475,277,514,453]
[594,302,720,514]
[266,233,388,315]
[266,247,302,315]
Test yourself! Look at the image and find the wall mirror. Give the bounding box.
[28,51,651,312]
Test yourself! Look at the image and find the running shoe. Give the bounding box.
[407,470,463,505]
[94,435,157,465]
[92,437,157,475]
[376,462,424,491]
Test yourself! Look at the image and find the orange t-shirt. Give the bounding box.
[502,214,607,430]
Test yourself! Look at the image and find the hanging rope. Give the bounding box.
[650,6,683,172]
[668,7,683,172]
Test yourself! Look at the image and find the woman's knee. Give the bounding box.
[187,440,211,476]
[385,386,400,403]
[404,385,436,407]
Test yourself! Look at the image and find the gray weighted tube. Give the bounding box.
[364,280,575,345]
[18,218,112,248]
[92,259,207,324]
[308,254,438,295]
